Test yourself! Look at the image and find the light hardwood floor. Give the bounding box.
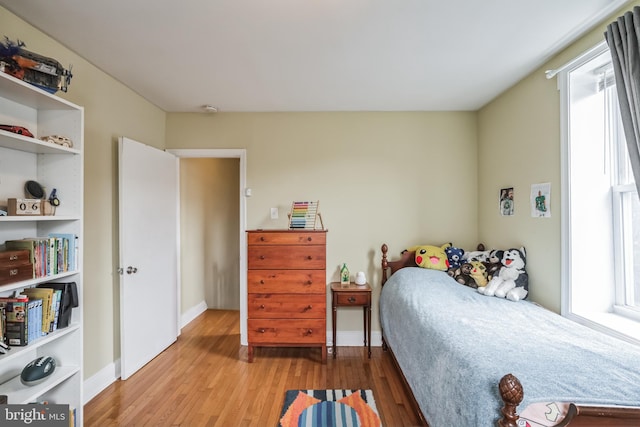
[84,309,421,426]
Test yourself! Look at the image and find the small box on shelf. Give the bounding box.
[7,199,42,216]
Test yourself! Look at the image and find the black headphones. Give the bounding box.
[48,188,60,207]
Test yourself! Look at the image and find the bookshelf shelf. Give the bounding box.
[0,216,82,223]
[0,71,83,421]
[0,324,79,365]
[0,271,79,295]
[0,365,80,404]
[0,130,81,155]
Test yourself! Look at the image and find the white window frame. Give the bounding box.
[559,41,640,346]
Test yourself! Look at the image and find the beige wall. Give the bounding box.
[166,112,479,331]
[0,9,166,379]
[4,0,638,388]
[477,0,640,313]
[180,158,240,311]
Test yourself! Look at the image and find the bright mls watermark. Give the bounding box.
[0,404,68,426]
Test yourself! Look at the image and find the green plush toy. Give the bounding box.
[407,243,451,271]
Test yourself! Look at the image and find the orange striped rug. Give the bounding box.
[279,389,381,427]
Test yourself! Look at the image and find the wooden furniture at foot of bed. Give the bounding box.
[498,373,640,427]
[380,243,640,427]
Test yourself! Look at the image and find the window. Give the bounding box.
[560,42,640,344]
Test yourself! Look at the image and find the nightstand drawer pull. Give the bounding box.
[348,297,356,303]
[259,304,265,309]
[258,328,266,333]
[9,268,18,276]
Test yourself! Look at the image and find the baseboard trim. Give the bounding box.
[181,300,208,329]
[83,359,120,404]
[327,330,382,347]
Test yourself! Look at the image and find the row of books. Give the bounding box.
[5,233,77,279]
[0,285,66,346]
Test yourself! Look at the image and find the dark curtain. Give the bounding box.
[605,6,640,196]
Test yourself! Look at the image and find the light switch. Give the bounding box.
[270,207,279,219]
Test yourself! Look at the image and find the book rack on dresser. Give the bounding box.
[0,72,83,423]
[247,230,327,363]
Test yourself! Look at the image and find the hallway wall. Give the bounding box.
[180,158,240,311]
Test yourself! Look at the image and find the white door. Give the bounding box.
[118,137,179,380]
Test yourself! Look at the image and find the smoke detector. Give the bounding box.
[202,105,218,113]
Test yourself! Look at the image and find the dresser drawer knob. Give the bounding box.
[307,255,312,260]
[306,329,313,335]
[9,268,18,276]
[260,279,265,284]
[9,255,18,261]
[306,280,313,285]
[260,236,265,241]
[304,305,313,311]
[348,297,356,303]
[307,237,312,241]
[258,328,266,334]
[259,304,265,309]
[260,255,265,260]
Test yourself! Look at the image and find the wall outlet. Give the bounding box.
[270,207,279,219]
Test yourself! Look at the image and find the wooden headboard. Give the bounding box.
[380,243,486,286]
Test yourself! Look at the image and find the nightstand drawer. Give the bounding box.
[248,270,325,293]
[248,294,325,318]
[335,292,370,306]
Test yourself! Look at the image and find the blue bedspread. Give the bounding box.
[380,267,640,427]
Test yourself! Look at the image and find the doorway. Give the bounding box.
[167,149,248,345]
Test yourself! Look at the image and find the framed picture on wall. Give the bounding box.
[531,183,551,218]
[499,187,514,216]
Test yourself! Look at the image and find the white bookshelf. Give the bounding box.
[0,71,83,423]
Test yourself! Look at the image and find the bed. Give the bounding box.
[379,243,640,427]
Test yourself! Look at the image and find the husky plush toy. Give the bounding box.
[477,247,528,301]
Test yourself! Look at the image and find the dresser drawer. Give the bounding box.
[248,294,325,318]
[248,319,326,344]
[248,270,325,293]
[248,245,325,269]
[248,231,326,246]
[335,292,370,306]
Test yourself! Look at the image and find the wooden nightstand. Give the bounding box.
[330,282,372,359]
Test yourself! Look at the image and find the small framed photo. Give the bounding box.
[499,187,514,216]
[531,183,551,218]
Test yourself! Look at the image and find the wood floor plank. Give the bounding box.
[84,309,421,426]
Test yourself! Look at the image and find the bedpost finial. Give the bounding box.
[381,243,389,286]
[498,373,523,427]
[499,373,523,405]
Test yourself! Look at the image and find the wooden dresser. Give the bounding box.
[247,229,327,362]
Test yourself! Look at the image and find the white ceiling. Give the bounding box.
[0,0,631,112]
